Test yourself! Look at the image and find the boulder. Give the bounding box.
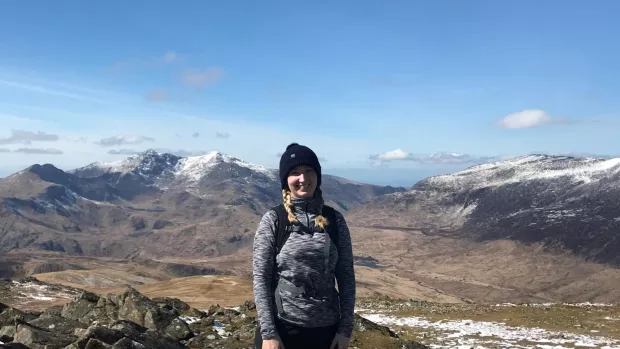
[12,320,75,349]
[74,324,124,348]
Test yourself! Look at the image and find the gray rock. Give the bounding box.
[1,282,429,349]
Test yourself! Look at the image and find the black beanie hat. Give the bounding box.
[279,143,322,190]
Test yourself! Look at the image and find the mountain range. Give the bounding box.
[0,149,405,259]
[2,150,620,304]
[349,154,620,265]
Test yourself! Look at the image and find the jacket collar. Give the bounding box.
[289,196,321,215]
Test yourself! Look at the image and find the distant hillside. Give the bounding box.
[349,154,620,265]
[0,149,405,258]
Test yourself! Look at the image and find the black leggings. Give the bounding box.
[254,319,339,349]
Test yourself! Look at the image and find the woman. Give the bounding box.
[252,143,356,349]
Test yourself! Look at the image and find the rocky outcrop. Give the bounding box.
[0,286,429,349]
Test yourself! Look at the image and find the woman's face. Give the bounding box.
[287,165,317,198]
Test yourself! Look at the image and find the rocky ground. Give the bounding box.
[356,297,620,348]
[4,277,620,349]
[0,278,427,349]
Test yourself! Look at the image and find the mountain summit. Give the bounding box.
[73,149,277,185]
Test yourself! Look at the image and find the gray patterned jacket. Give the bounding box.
[252,196,356,340]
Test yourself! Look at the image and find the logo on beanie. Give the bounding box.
[291,154,296,158]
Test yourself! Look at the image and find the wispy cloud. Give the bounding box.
[154,148,210,157]
[95,135,155,147]
[497,109,569,129]
[369,149,412,161]
[0,129,59,145]
[0,148,10,153]
[108,149,140,155]
[146,89,168,102]
[0,78,112,105]
[0,77,372,176]
[413,152,497,165]
[369,149,496,165]
[162,51,178,64]
[111,51,182,72]
[107,148,210,157]
[181,67,226,88]
[14,148,63,154]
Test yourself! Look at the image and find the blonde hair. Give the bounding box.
[282,188,329,229]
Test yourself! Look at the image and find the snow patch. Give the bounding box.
[11,280,79,303]
[224,156,278,181]
[427,155,620,191]
[494,302,617,308]
[179,316,201,324]
[360,313,620,349]
[172,151,277,190]
[174,152,220,182]
[213,320,230,338]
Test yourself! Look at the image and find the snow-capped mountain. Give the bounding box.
[71,149,404,209]
[73,149,277,183]
[350,154,620,265]
[71,149,280,200]
[0,149,405,258]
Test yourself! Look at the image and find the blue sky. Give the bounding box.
[0,0,619,186]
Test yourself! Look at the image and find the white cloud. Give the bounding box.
[371,149,411,161]
[107,148,210,157]
[153,148,211,157]
[497,109,565,129]
[215,131,230,139]
[418,152,476,164]
[14,148,63,155]
[0,129,59,145]
[370,149,498,165]
[95,135,156,147]
[107,149,140,155]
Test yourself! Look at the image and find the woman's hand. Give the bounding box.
[262,339,285,349]
[330,333,350,349]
